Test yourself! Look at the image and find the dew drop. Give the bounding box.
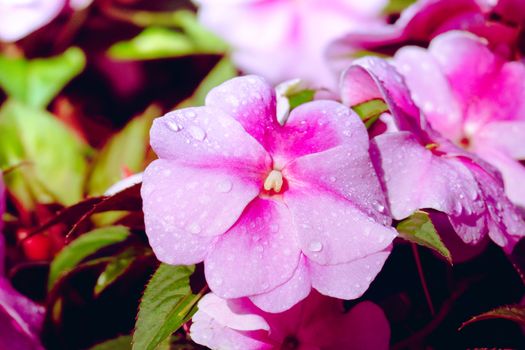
[186,110,197,118]
[217,180,233,193]
[188,125,206,141]
[269,223,279,233]
[308,241,323,252]
[329,176,337,182]
[166,120,182,132]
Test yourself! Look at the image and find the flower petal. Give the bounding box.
[205,75,279,149]
[205,198,300,298]
[149,105,270,173]
[272,100,367,165]
[371,132,489,244]
[142,160,261,263]
[476,121,525,160]
[196,294,270,332]
[309,250,391,300]
[249,255,311,313]
[284,186,396,266]
[394,45,463,141]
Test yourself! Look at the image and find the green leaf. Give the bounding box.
[48,226,130,290]
[288,89,315,111]
[177,57,236,108]
[87,105,159,196]
[383,0,417,14]
[352,98,389,128]
[108,17,226,61]
[94,248,137,296]
[0,47,86,108]
[397,211,452,264]
[460,305,525,330]
[90,335,132,350]
[0,100,89,208]
[133,264,202,350]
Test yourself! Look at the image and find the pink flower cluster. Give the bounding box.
[140,0,525,348]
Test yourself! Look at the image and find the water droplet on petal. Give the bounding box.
[186,223,201,234]
[166,120,182,132]
[216,180,233,193]
[188,125,206,141]
[329,176,336,182]
[186,110,197,118]
[308,241,323,252]
[269,224,279,233]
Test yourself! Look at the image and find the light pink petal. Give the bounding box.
[475,121,525,159]
[394,45,464,141]
[341,57,428,139]
[284,185,396,266]
[371,132,487,244]
[284,143,389,223]
[463,159,525,252]
[196,294,269,332]
[142,160,261,264]
[149,105,270,173]
[205,75,279,149]
[249,255,311,313]
[0,0,65,42]
[205,198,300,299]
[309,250,391,300]
[272,100,368,166]
[475,146,525,207]
[428,31,525,129]
[190,307,273,350]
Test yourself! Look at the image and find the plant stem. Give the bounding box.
[411,243,435,316]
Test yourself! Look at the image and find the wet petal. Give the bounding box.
[142,160,261,263]
[309,250,391,300]
[205,198,300,299]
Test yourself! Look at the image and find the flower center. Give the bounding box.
[264,169,284,193]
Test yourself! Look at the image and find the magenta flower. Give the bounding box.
[328,0,520,73]
[190,291,391,350]
[194,0,387,88]
[0,174,45,350]
[341,57,525,253]
[394,31,525,207]
[0,0,65,42]
[142,75,397,312]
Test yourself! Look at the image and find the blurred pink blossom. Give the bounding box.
[141,75,396,312]
[328,0,521,73]
[394,31,525,207]
[0,174,45,350]
[194,0,388,88]
[0,0,66,42]
[190,291,391,350]
[341,57,525,253]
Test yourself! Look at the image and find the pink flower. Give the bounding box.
[0,0,66,42]
[0,174,45,350]
[190,291,391,350]
[194,0,387,88]
[394,31,525,207]
[341,57,525,253]
[141,75,397,312]
[328,0,520,73]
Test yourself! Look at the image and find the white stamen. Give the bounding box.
[263,170,283,193]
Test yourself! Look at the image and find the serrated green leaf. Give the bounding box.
[177,57,236,108]
[90,335,132,350]
[0,100,89,208]
[352,98,389,128]
[48,226,130,290]
[132,264,201,350]
[397,211,452,264]
[0,47,86,108]
[94,248,136,296]
[87,105,159,196]
[460,305,525,330]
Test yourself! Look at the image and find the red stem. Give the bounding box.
[411,243,435,316]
